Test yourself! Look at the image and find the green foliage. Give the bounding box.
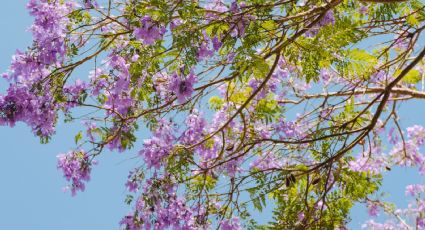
[338,49,378,79]
[74,131,83,144]
[264,163,381,229]
[399,69,421,84]
[209,96,224,110]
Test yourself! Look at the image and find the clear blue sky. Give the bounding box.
[0,1,425,229]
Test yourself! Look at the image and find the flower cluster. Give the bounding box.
[0,86,56,136]
[134,16,166,45]
[250,152,283,171]
[220,218,242,230]
[27,0,76,66]
[57,150,94,196]
[103,54,135,116]
[228,1,255,38]
[120,179,205,230]
[0,0,76,136]
[138,120,175,169]
[305,10,335,37]
[169,71,197,104]
[349,125,425,176]
[197,31,221,61]
[180,110,206,145]
[363,183,425,229]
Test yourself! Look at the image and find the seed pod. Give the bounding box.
[286,174,296,187]
[290,174,296,184]
[225,144,234,152]
[312,177,321,185]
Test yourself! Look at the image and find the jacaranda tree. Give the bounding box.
[3,0,425,229]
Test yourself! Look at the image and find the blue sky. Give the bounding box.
[0,1,137,229]
[1,1,425,229]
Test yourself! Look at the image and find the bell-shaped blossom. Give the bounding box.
[134,16,166,45]
[169,71,197,103]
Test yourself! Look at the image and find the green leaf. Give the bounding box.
[398,69,421,84]
[343,49,378,79]
[253,196,263,212]
[261,20,277,31]
[125,195,134,205]
[209,96,224,110]
[345,96,355,114]
[74,131,83,145]
[406,14,419,26]
[251,55,270,78]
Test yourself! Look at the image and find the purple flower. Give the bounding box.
[388,127,399,145]
[205,0,228,20]
[0,86,56,136]
[224,156,244,177]
[121,188,202,230]
[320,11,335,26]
[407,125,425,146]
[394,36,410,50]
[389,140,424,170]
[221,217,242,230]
[0,94,23,126]
[305,10,335,37]
[131,54,139,62]
[198,42,214,61]
[134,16,166,45]
[170,18,183,30]
[254,122,272,138]
[349,144,387,175]
[57,150,94,196]
[83,0,98,8]
[370,70,388,84]
[405,184,425,196]
[88,68,108,96]
[248,78,267,99]
[27,0,75,65]
[125,169,144,193]
[298,212,305,222]
[275,119,303,139]
[119,215,140,230]
[63,79,88,108]
[169,71,197,103]
[212,36,222,51]
[250,152,283,171]
[138,119,175,169]
[320,69,332,84]
[228,1,255,38]
[367,202,379,217]
[418,218,425,228]
[315,200,327,210]
[180,110,206,145]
